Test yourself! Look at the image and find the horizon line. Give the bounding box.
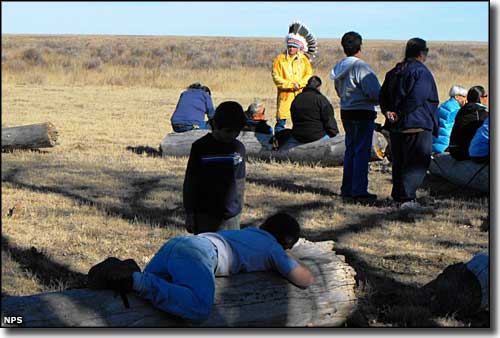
[1,32,489,44]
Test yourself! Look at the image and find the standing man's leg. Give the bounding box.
[401,131,432,201]
[390,132,407,202]
[341,120,356,197]
[351,120,375,197]
[132,236,218,321]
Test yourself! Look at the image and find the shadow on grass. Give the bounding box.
[2,236,87,290]
[2,164,185,230]
[247,177,338,197]
[126,145,163,158]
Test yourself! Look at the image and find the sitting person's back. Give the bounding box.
[242,102,273,135]
[171,83,215,132]
[469,117,489,163]
[432,85,467,153]
[449,86,489,160]
[291,76,339,144]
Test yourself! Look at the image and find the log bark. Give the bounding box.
[429,153,489,193]
[160,130,387,167]
[1,240,357,327]
[2,122,58,150]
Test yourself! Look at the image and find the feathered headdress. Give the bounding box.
[285,21,317,59]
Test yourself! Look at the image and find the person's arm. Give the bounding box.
[205,93,215,120]
[272,56,295,90]
[319,96,339,138]
[286,261,315,289]
[358,64,381,103]
[297,56,313,88]
[183,144,200,229]
[272,247,315,289]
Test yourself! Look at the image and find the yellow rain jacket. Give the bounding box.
[272,52,313,120]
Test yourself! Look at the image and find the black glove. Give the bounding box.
[88,257,141,308]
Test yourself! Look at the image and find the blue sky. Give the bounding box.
[2,1,489,42]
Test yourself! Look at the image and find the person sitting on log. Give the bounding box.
[422,252,489,318]
[183,101,247,234]
[432,85,468,154]
[278,75,339,151]
[242,102,273,134]
[88,213,315,321]
[170,82,215,132]
[449,85,489,161]
[469,116,489,164]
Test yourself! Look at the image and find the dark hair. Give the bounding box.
[405,38,428,60]
[260,213,301,249]
[306,75,322,89]
[213,101,246,130]
[467,85,486,103]
[188,82,211,95]
[341,31,362,56]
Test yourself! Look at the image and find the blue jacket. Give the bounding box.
[469,117,489,158]
[432,97,461,153]
[379,60,439,135]
[171,89,215,126]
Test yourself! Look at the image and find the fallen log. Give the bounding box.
[160,130,387,166]
[429,152,488,193]
[1,240,357,327]
[1,122,58,150]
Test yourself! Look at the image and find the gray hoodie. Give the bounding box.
[330,56,381,111]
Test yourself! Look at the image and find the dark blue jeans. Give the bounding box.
[390,131,432,202]
[172,121,210,133]
[341,119,375,197]
[274,119,287,133]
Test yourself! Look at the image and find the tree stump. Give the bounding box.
[1,240,357,327]
[2,122,58,150]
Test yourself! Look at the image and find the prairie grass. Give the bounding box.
[1,34,489,327]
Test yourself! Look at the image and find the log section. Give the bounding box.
[1,240,357,327]
[2,122,58,150]
[160,130,387,166]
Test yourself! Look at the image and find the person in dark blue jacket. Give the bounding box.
[170,83,215,132]
[432,85,467,153]
[183,101,247,234]
[379,38,439,207]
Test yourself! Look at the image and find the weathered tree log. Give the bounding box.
[1,122,58,150]
[1,240,357,327]
[160,130,387,166]
[429,153,489,193]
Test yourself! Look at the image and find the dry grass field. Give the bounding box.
[1,35,489,327]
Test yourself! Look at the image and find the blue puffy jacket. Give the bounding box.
[432,97,461,153]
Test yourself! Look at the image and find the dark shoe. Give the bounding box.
[88,257,141,308]
[88,257,140,291]
[352,193,377,200]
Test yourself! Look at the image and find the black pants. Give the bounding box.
[390,131,432,202]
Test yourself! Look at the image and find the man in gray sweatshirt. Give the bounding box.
[331,31,381,200]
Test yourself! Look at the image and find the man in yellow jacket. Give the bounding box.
[272,35,313,133]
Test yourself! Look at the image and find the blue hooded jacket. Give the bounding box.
[379,60,439,135]
[432,97,461,153]
[171,88,215,126]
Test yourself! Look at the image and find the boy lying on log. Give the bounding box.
[88,213,314,321]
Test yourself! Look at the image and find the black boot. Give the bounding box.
[88,257,141,308]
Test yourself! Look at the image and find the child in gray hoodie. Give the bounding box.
[331,31,381,200]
